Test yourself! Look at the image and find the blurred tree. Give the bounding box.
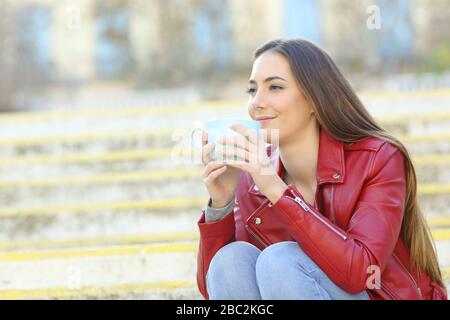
[417,0,450,73]
[425,0,450,49]
[153,0,195,86]
[420,44,450,73]
[136,0,233,92]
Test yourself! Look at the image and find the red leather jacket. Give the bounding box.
[196,126,448,300]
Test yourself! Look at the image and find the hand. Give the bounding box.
[216,124,287,204]
[200,130,241,208]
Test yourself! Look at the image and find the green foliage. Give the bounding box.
[420,44,450,73]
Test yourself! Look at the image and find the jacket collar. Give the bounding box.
[249,126,346,196]
[316,126,346,185]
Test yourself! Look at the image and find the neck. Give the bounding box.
[279,120,320,187]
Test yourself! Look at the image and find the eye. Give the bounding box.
[270,85,283,91]
[246,88,256,94]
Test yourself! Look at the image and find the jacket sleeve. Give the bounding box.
[271,143,406,294]
[196,199,237,299]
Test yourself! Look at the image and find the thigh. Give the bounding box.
[286,243,369,300]
[256,241,370,300]
[288,242,370,300]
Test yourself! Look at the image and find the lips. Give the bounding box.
[256,116,277,121]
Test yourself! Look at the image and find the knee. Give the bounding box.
[256,241,316,278]
[256,241,298,275]
[206,241,262,300]
[207,241,261,278]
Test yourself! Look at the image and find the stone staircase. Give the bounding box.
[0,90,449,299]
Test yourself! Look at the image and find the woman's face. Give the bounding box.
[247,50,316,146]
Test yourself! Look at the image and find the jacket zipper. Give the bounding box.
[330,184,336,224]
[289,189,348,240]
[393,254,423,299]
[380,283,399,300]
[245,224,268,248]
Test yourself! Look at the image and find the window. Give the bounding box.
[194,0,232,68]
[95,2,132,78]
[17,6,51,80]
[378,0,413,60]
[283,0,321,43]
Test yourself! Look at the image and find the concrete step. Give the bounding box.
[1,131,450,157]
[416,164,450,184]
[0,282,201,300]
[0,241,201,299]
[0,175,204,206]
[0,231,201,251]
[0,168,448,205]
[0,205,203,243]
[418,193,450,216]
[1,148,450,169]
[0,192,448,240]
[1,153,450,181]
[0,101,247,141]
[0,161,202,183]
[1,227,449,252]
[0,239,447,300]
[0,183,447,209]
[360,91,450,118]
[1,95,450,141]
[0,210,203,244]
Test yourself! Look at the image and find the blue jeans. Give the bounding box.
[206,241,371,300]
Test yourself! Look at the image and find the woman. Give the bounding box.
[196,39,448,300]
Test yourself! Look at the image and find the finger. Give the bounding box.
[201,130,208,146]
[203,165,228,184]
[201,142,215,165]
[221,159,248,172]
[217,135,255,152]
[256,131,271,161]
[202,160,226,178]
[230,124,258,145]
[219,146,252,163]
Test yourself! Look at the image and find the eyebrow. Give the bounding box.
[248,76,287,84]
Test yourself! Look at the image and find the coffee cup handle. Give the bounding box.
[190,128,206,151]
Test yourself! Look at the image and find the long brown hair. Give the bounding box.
[254,38,444,286]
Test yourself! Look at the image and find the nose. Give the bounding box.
[250,90,269,111]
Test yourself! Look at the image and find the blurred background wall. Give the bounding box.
[1,0,449,112]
